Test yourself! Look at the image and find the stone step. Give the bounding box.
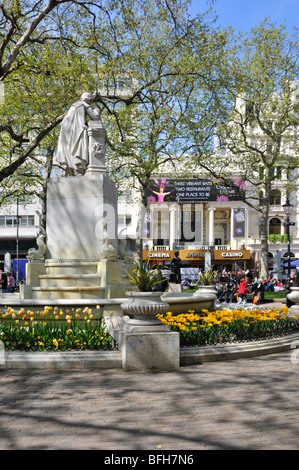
[39,274,102,288]
[44,260,99,275]
[32,285,106,300]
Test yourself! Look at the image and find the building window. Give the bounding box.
[20,216,35,227]
[283,252,295,259]
[270,189,281,205]
[152,209,169,243]
[117,214,132,226]
[269,167,281,178]
[0,215,35,227]
[269,218,282,235]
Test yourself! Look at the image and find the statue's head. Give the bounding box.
[81,92,94,104]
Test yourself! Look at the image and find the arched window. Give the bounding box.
[283,252,295,259]
[269,218,282,235]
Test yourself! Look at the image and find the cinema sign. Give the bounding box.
[149,252,171,258]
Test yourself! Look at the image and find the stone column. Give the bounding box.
[208,208,215,247]
[169,204,176,250]
[230,208,236,250]
[245,208,248,241]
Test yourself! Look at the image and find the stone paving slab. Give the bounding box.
[0,350,298,450]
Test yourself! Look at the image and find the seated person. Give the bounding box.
[181,278,190,289]
[276,280,284,291]
[216,281,225,301]
[264,278,274,291]
[225,281,236,303]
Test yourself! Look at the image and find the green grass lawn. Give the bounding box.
[264,291,286,299]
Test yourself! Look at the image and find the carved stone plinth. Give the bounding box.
[46,173,118,260]
[86,121,106,175]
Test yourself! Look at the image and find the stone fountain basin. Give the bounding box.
[161,292,216,315]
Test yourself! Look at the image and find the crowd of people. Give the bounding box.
[214,267,287,305]
[161,263,291,306]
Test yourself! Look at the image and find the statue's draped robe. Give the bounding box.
[55,100,100,172]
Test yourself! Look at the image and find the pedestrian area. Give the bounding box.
[0,349,298,450]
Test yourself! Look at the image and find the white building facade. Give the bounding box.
[0,169,297,281]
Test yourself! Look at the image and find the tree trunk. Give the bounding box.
[39,146,54,232]
[259,203,270,279]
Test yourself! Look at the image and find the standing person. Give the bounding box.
[170,251,182,284]
[0,270,8,293]
[221,266,228,278]
[252,279,264,305]
[236,269,242,283]
[237,276,247,305]
[7,272,15,293]
[245,268,253,284]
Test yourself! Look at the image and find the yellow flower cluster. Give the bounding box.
[157,306,289,331]
[0,305,101,325]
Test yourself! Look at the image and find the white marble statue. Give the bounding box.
[27,226,47,262]
[55,92,100,176]
[101,223,117,260]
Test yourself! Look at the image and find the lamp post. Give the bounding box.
[282,198,294,282]
[16,198,19,283]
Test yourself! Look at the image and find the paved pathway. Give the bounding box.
[0,349,298,451]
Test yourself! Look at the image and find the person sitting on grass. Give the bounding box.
[181,278,190,290]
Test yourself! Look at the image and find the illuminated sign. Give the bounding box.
[149,252,171,258]
[221,252,243,258]
[185,252,205,258]
[146,178,244,203]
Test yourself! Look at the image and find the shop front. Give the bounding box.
[143,249,252,272]
[212,249,252,272]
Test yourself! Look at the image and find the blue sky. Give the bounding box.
[189,0,299,32]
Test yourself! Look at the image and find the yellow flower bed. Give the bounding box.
[0,305,114,351]
[0,305,100,325]
[157,306,289,329]
[157,306,295,345]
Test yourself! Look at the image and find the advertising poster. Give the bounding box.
[233,208,246,238]
[146,177,244,203]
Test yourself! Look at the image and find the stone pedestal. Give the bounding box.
[118,322,180,371]
[0,341,5,368]
[168,283,182,292]
[117,291,180,370]
[287,287,299,317]
[21,120,134,301]
[26,261,46,286]
[19,261,46,299]
[46,173,118,260]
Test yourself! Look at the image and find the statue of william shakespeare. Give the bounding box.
[55,92,100,176]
